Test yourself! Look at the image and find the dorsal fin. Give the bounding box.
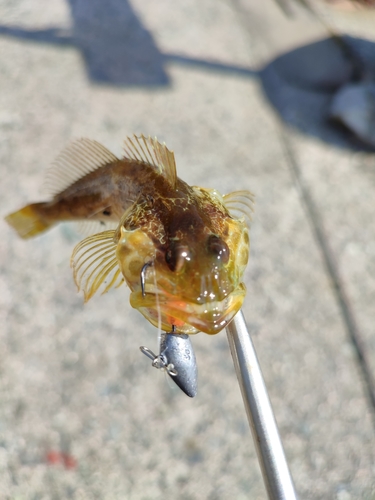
[70,230,124,302]
[123,134,177,188]
[223,190,255,225]
[44,138,119,196]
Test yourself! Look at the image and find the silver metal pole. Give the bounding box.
[226,310,298,500]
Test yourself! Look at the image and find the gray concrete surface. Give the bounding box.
[1,0,375,499]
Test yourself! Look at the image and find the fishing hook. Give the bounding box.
[140,261,153,297]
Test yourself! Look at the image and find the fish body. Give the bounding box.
[5,136,254,335]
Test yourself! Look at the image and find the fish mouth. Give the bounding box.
[129,282,246,335]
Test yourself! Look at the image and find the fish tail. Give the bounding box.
[5,203,53,239]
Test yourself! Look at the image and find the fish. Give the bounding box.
[5,135,254,335]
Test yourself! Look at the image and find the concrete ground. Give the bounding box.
[1,1,375,498]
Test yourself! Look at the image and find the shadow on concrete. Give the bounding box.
[0,0,256,87]
[0,0,169,86]
[1,1,375,153]
[260,36,375,152]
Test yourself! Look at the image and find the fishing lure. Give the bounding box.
[5,135,254,395]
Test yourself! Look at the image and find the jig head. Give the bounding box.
[140,328,198,398]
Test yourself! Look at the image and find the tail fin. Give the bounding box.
[5,203,53,239]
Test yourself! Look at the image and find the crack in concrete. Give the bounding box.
[280,129,375,430]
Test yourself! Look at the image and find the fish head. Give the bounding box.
[116,188,250,334]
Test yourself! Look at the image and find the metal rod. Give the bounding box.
[226,310,298,500]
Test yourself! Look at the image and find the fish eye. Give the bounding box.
[207,235,230,263]
[165,243,191,272]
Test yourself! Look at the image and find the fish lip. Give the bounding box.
[143,274,235,305]
[130,282,246,335]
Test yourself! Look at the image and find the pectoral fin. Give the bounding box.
[223,190,255,224]
[70,230,123,302]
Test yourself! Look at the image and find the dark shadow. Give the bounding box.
[0,0,256,87]
[67,0,169,86]
[0,0,168,86]
[1,2,375,153]
[163,54,257,79]
[260,36,375,152]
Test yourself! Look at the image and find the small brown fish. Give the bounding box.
[5,135,254,335]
